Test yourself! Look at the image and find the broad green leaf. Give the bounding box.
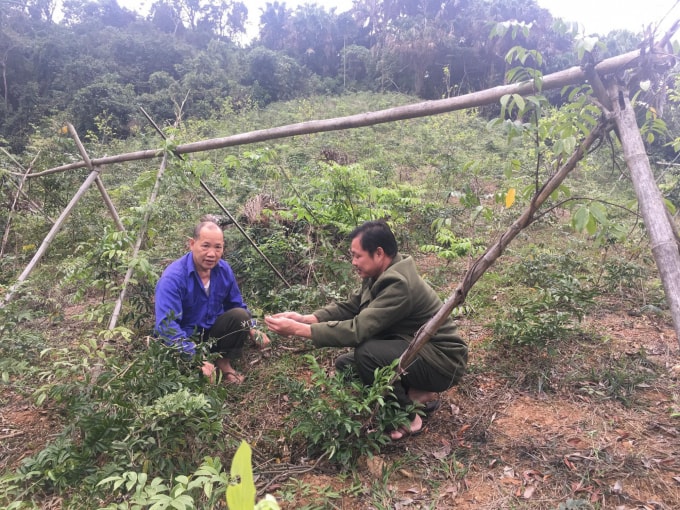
[585,213,597,235]
[589,202,608,225]
[226,441,256,510]
[572,206,590,232]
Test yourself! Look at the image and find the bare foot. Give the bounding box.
[390,413,423,441]
[408,388,438,405]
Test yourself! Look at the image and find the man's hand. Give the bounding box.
[265,315,313,339]
[268,312,318,324]
[202,361,217,383]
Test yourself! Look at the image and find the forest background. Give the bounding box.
[2,0,680,509]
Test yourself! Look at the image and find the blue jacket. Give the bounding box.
[154,252,249,354]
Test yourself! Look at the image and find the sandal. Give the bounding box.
[222,370,245,385]
[422,399,441,416]
[390,423,424,441]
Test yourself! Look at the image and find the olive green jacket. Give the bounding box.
[310,254,467,382]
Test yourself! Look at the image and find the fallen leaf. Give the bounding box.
[432,445,451,460]
[523,469,543,481]
[523,485,536,499]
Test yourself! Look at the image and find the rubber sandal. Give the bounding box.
[423,399,441,416]
[222,370,244,385]
[389,423,424,441]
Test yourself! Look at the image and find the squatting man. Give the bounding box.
[154,219,270,384]
[265,220,467,440]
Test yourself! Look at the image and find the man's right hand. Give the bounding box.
[202,361,216,383]
[269,312,317,324]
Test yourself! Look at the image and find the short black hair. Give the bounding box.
[349,220,398,257]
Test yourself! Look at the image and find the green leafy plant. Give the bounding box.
[420,217,481,263]
[2,340,230,502]
[492,250,597,347]
[285,355,412,467]
[95,443,280,510]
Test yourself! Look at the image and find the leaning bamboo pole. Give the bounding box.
[2,167,103,304]
[1,165,31,258]
[610,81,680,348]
[67,123,125,232]
[107,152,169,330]
[398,121,609,374]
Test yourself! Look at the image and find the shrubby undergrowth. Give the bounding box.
[0,87,670,507]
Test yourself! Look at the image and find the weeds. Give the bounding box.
[491,248,598,348]
[571,351,657,407]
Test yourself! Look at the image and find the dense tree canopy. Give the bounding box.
[0,0,644,151]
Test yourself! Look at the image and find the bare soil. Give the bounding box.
[2,302,679,509]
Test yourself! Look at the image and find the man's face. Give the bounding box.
[190,225,224,274]
[350,235,385,279]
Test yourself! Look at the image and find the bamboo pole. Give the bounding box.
[2,167,103,304]
[24,48,649,179]
[67,123,125,232]
[1,165,32,257]
[108,152,169,330]
[610,82,680,348]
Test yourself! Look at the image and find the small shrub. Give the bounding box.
[492,274,597,347]
[285,355,412,467]
[3,340,230,502]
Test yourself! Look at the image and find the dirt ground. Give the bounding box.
[1,305,679,509]
[270,309,680,509]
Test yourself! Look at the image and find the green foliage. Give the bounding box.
[600,257,648,293]
[226,442,256,510]
[2,340,230,502]
[94,445,280,510]
[420,217,481,263]
[285,356,411,467]
[492,249,598,347]
[280,162,405,233]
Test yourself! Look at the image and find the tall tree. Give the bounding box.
[258,1,290,51]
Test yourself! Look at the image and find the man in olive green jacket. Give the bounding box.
[265,220,467,440]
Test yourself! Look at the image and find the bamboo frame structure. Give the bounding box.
[2,29,679,352]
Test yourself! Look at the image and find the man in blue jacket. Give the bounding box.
[155,219,269,384]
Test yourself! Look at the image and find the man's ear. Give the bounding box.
[375,247,385,258]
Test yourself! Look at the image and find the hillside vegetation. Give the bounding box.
[3,1,680,508]
[1,89,680,508]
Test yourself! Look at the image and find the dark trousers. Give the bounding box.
[201,308,251,359]
[335,338,454,414]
